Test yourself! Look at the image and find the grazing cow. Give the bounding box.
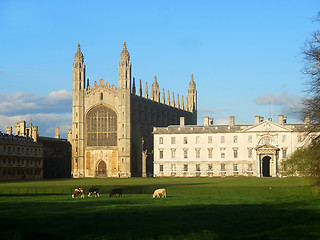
[109,189,123,197]
[153,188,166,198]
[88,188,100,197]
[72,188,85,198]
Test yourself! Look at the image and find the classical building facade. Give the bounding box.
[0,122,43,180]
[153,115,311,177]
[71,43,197,178]
[0,121,72,180]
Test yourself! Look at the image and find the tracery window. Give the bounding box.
[86,106,117,146]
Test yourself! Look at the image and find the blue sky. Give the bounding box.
[0,0,319,138]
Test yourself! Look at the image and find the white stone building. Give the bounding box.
[153,115,312,177]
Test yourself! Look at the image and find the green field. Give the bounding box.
[0,177,319,240]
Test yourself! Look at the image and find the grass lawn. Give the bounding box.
[0,177,319,240]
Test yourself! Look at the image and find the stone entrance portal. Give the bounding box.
[262,156,271,177]
[96,160,107,177]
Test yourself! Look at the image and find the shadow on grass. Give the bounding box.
[0,198,319,240]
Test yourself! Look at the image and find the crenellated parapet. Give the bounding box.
[86,76,118,96]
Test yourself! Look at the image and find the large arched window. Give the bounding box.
[86,106,117,146]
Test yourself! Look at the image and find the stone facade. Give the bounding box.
[71,43,197,178]
[153,115,312,178]
[0,121,72,180]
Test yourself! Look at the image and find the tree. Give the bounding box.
[282,13,320,181]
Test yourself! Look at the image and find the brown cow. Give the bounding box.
[72,188,85,198]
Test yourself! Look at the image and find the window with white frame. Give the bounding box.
[196,136,200,144]
[160,164,164,172]
[233,163,238,172]
[233,136,238,143]
[282,148,287,158]
[184,137,188,144]
[248,163,253,172]
[208,164,213,171]
[248,135,252,143]
[220,148,225,158]
[233,148,238,158]
[184,164,188,171]
[282,135,286,143]
[159,137,163,144]
[196,148,201,158]
[171,137,176,144]
[184,149,188,159]
[196,164,200,171]
[171,149,176,159]
[159,149,164,159]
[208,136,212,144]
[171,164,176,172]
[221,163,226,171]
[248,148,253,158]
[208,148,213,158]
[221,136,225,143]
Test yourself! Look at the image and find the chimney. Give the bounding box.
[278,115,287,125]
[180,117,185,127]
[229,116,235,126]
[55,127,60,139]
[6,126,12,135]
[204,116,213,126]
[255,116,260,125]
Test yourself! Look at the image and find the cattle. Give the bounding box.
[72,188,85,198]
[153,188,166,198]
[109,189,123,197]
[88,188,100,197]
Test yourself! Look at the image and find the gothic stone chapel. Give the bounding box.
[71,43,197,178]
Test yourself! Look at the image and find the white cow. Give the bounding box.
[153,188,166,198]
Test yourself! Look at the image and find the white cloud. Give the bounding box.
[255,92,303,120]
[0,90,72,138]
[0,89,72,116]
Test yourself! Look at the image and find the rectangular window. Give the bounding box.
[221,136,225,144]
[282,135,286,143]
[196,136,200,144]
[283,149,287,158]
[208,164,213,171]
[171,149,176,159]
[159,137,163,144]
[171,137,176,144]
[171,164,176,172]
[160,164,164,172]
[196,164,200,171]
[221,163,226,172]
[233,136,238,143]
[248,163,253,172]
[233,149,238,158]
[208,136,212,144]
[233,163,238,172]
[184,137,188,144]
[196,149,200,158]
[248,135,252,143]
[248,148,253,158]
[184,149,188,159]
[159,150,164,159]
[221,151,225,158]
[208,148,213,158]
[184,164,188,172]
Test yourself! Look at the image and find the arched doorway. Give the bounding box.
[262,156,271,177]
[96,161,107,177]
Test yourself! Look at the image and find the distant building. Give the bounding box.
[0,123,43,180]
[153,115,312,178]
[70,43,197,178]
[0,121,71,180]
